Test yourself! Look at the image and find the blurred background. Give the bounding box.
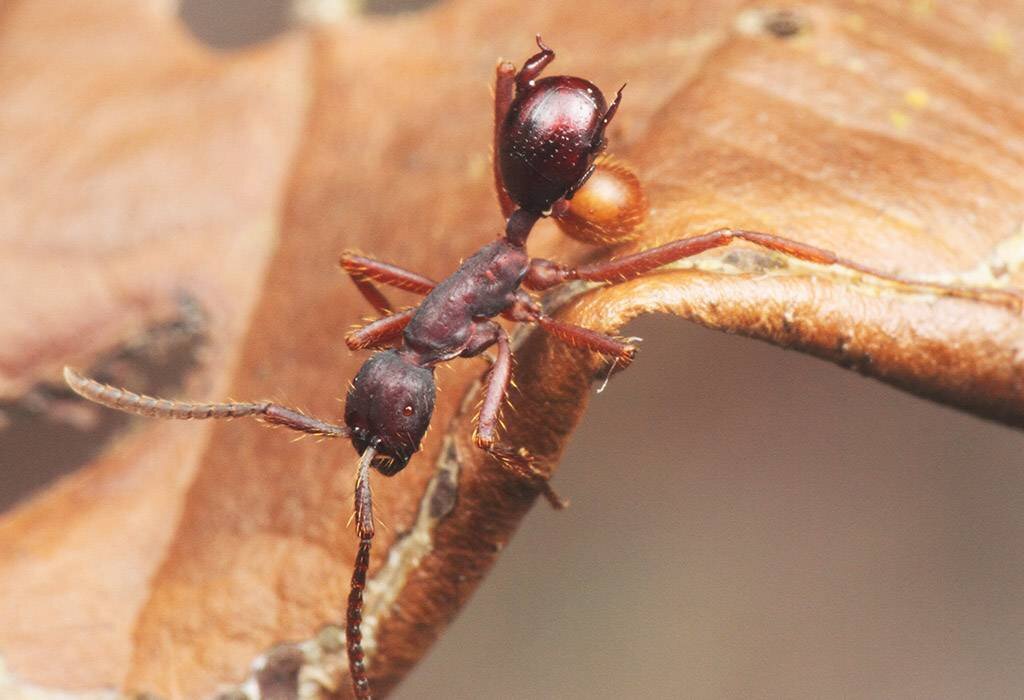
[3,2,1024,698]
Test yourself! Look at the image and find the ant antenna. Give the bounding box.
[347,445,377,699]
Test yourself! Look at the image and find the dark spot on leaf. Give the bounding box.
[256,644,305,700]
[763,9,808,39]
[363,0,443,14]
[179,0,290,49]
[429,463,458,518]
[212,693,247,700]
[0,295,206,513]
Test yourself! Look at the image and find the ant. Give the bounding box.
[64,36,1021,699]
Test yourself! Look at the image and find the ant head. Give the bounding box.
[344,349,436,476]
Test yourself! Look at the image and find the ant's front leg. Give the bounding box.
[523,228,1024,313]
[469,323,567,509]
[345,307,416,351]
[494,60,517,220]
[63,367,350,438]
[493,36,556,220]
[339,252,437,315]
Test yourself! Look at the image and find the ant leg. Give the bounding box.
[346,307,416,351]
[340,252,437,315]
[559,86,623,204]
[495,36,555,219]
[347,445,377,700]
[588,84,624,153]
[523,228,1023,312]
[471,324,567,509]
[505,298,636,368]
[63,367,349,438]
[515,34,555,91]
[494,60,517,219]
[562,162,596,201]
[535,316,637,369]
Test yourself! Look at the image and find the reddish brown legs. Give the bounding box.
[535,316,636,369]
[594,86,624,149]
[339,253,437,349]
[515,35,555,90]
[347,445,377,700]
[504,297,637,368]
[494,60,517,220]
[471,324,567,509]
[493,35,555,223]
[340,252,437,315]
[345,308,416,351]
[561,85,626,202]
[63,367,349,438]
[524,228,1024,312]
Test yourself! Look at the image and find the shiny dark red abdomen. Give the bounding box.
[499,75,608,214]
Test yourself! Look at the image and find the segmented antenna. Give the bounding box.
[347,445,377,699]
[62,367,350,438]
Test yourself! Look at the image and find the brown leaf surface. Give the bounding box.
[1,0,1022,698]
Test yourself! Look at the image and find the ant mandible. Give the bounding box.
[64,36,1020,700]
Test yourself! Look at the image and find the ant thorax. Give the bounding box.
[402,239,529,363]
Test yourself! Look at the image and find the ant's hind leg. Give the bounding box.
[523,228,1023,313]
[63,367,350,438]
[471,325,567,509]
[339,252,437,315]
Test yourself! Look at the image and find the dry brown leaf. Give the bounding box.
[1,0,1022,698]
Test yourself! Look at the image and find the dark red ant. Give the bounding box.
[64,36,1021,700]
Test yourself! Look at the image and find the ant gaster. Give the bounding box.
[64,36,1021,700]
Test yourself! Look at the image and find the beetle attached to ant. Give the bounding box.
[65,36,1021,699]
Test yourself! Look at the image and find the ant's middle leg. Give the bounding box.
[523,228,1023,312]
[469,323,567,509]
[339,252,437,315]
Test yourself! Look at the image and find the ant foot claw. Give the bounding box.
[485,443,568,510]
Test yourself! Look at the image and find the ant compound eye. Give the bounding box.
[402,405,414,416]
[554,159,647,245]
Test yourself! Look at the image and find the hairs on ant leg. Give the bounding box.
[65,35,1021,700]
